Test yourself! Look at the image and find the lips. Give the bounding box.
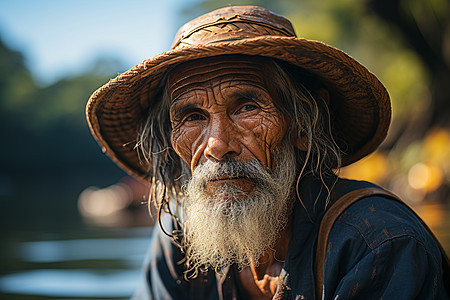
[204,176,255,196]
[208,176,249,182]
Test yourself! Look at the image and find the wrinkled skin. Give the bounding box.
[169,56,294,299]
[169,57,289,172]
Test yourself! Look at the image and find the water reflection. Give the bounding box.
[0,176,154,299]
[0,269,141,298]
[0,228,152,300]
[19,237,149,263]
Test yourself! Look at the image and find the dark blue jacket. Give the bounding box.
[132,176,449,299]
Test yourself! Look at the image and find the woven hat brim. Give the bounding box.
[86,35,391,180]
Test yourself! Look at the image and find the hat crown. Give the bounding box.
[171,6,296,50]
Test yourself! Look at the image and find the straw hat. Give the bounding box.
[86,5,391,180]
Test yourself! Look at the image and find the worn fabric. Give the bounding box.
[132,176,449,299]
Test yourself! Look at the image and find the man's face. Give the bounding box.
[167,56,297,272]
[169,56,290,190]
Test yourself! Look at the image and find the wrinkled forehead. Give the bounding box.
[167,55,275,101]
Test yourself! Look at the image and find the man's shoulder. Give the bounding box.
[331,178,435,250]
[336,195,430,249]
[321,179,449,299]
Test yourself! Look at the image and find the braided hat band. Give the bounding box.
[86,6,391,180]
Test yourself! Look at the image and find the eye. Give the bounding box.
[236,103,259,114]
[243,104,258,111]
[185,113,206,121]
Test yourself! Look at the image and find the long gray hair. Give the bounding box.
[136,56,342,238]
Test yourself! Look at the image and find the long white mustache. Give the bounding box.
[181,142,297,276]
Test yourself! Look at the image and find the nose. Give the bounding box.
[204,118,242,161]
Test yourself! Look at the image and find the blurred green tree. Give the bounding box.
[0,37,126,228]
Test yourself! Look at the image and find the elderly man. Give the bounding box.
[86,6,449,299]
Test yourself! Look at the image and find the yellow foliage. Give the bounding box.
[408,162,444,193]
[340,152,388,184]
[422,128,450,167]
[413,203,445,228]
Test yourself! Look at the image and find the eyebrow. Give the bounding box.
[234,91,259,100]
[232,90,271,106]
[170,102,200,120]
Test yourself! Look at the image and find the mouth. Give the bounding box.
[209,176,249,182]
[204,176,255,197]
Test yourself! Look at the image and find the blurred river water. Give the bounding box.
[0,219,153,300]
[0,202,449,299]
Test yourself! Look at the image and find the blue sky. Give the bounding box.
[0,0,200,85]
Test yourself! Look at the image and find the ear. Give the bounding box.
[291,129,308,151]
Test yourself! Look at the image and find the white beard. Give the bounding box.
[181,142,297,275]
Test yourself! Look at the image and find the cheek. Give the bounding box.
[171,126,201,166]
[239,112,288,166]
[260,117,288,151]
[258,115,285,139]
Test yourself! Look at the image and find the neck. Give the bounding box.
[238,213,292,299]
[251,212,292,279]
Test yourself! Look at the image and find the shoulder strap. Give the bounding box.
[314,187,450,299]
